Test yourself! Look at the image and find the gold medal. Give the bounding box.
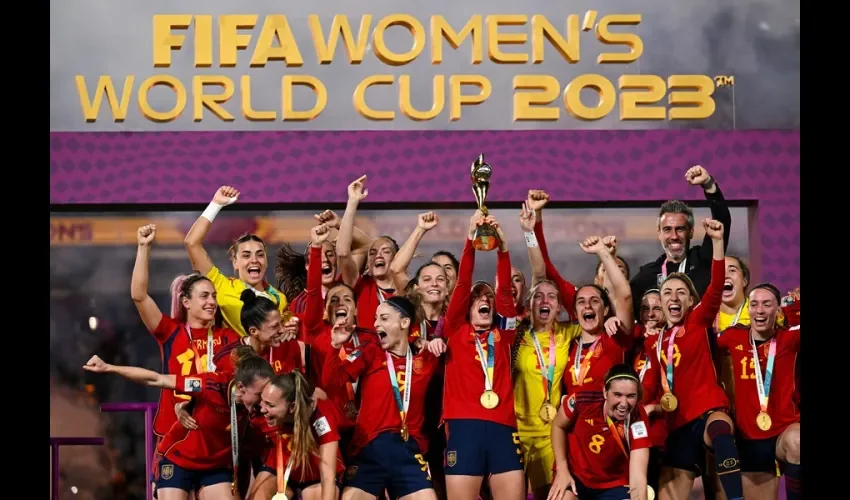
[401,424,409,442]
[272,494,288,500]
[660,392,678,412]
[756,411,772,431]
[539,401,558,423]
[480,390,500,409]
[647,485,656,500]
[344,402,358,420]
[231,481,237,496]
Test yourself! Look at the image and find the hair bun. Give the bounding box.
[240,288,258,304]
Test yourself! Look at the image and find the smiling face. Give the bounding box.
[182,279,218,323]
[325,284,357,327]
[235,377,270,407]
[374,302,411,351]
[639,292,665,329]
[248,309,285,348]
[469,283,496,330]
[415,264,448,305]
[723,257,749,307]
[660,278,695,326]
[658,213,693,262]
[308,241,338,287]
[530,281,560,330]
[575,286,608,333]
[259,383,292,429]
[368,238,397,279]
[748,288,780,335]
[604,379,639,422]
[233,240,268,287]
[431,255,458,293]
[510,267,526,308]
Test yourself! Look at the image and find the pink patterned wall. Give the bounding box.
[49,130,800,291]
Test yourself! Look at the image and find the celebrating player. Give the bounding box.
[83,347,274,500]
[184,185,289,337]
[441,211,525,500]
[323,296,440,500]
[549,364,652,500]
[337,175,400,332]
[248,371,344,500]
[717,284,801,500]
[649,218,744,500]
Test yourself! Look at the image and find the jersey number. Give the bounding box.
[589,434,605,454]
[740,357,757,380]
[660,344,682,368]
[570,370,593,386]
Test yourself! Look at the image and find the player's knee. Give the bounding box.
[780,425,800,464]
[705,416,733,444]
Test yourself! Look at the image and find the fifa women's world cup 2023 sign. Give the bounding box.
[74,12,723,125]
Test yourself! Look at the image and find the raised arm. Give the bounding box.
[685,166,732,257]
[83,355,175,389]
[519,202,546,284]
[444,215,481,335]
[315,209,372,273]
[527,190,578,319]
[389,212,440,293]
[691,219,727,326]
[586,236,634,328]
[492,216,518,319]
[336,176,368,287]
[305,225,332,337]
[322,330,369,389]
[183,186,239,275]
[132,224,164,333]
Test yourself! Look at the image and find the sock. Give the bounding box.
[706,420,744,500]
[784,463,802,500]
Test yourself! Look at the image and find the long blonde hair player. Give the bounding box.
[512,202,577,500]
[184,186,293,337]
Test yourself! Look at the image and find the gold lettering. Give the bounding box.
[309,14,372,64]
[430,15,482,64]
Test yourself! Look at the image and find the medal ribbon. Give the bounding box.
[714,300,746,335]
[241,280,282,306]
[572,336,601,387]
[376,286,387,304]
[605,414,631,459]
[186,324,216,373]
[386,349,413,431]
[229,383,240,493]
[349,332,361,393]
[638,355,650,383]
[473,331,496,392]
[656,326,680,394]
[660,257,687,279]
[276,435,294,496]
[420,320,429,341]
[750,334,777,415]
[531,330,557,401]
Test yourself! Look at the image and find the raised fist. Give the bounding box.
[137,224,157,246]
[703,218,724,241]
[213,185,239,206]
[311,224,331,247]
[685,165,711,186]
[526,190,549,211]
[418,212,439,231]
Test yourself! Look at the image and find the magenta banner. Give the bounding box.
[49,129,800,290]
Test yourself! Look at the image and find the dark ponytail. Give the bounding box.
[275,243,308,301]
[232,345,274,386]
[240,289,278,335]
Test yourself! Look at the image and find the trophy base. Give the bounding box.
[472,225,499,252]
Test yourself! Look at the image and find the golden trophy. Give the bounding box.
[471,154,499,251]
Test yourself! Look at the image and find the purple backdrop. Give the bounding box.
[49,130,800,291]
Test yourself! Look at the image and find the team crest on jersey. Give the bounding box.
[345,466,358,479]
[446,451,457,467]
[184,377,202,392]
[567,396,576,412]
[160,464,174,480]
[346,350,362,363]
[413,358,424,374]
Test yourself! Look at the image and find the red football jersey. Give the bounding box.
[632,344,668,448]
[322,341,439,458]
[645,258,729,430]
[214,337,304,377]
[565,332,630,395]
[535,220,578,321]
[260,399,345,482]
[151,314,239,437]
[158,371,252,470]
[303,246,378,430]
[560,392,651,490]
[353,275,394,333]
[717,325,800,440]
[442,238,519,429]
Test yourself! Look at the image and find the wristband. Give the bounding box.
[201,202,223,222]
[524,231,539,248]
[702,176,716,191]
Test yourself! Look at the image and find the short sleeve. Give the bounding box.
[152,314,181,344]
[205,265,231,290]
[628,407,652,450]
[560,393,577,420]
[313,400,341,445]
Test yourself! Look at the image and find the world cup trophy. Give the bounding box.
[470,154,499,251]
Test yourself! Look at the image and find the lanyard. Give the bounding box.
[572,336,601,387]
[386,349,413,428]
[349,331,361,394]
[656,326,680,393]
[241,281,282,306]
[661,257,687,279]
[606,414,631,459]
[376,286,387,304]
[638,355,650,382]
[276,435,294,496]
[751,334,777,413]
[229,383,240,495]
[420,320,429,341]
[473,331,496,392]
[531,330,557,400]
[714,300,746,335]
[186,324,216,373]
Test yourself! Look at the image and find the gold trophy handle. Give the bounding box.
[470,154,498,251]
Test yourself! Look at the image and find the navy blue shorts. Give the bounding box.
[256,464,324,491]
[737,435,779,474]
[443,419,524,476]
[572,476,629,500]
[662,409,725,474]
[343,431,432,498]
[153,455,232,495]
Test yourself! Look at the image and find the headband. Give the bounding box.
[605,373,639,385]
[385,299,412,319]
